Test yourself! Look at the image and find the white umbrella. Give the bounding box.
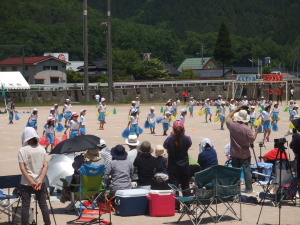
[46,154,74,190]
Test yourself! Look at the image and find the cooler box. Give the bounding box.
[147,190,175,217]
[115,189,149,216]
[251,162,273,181]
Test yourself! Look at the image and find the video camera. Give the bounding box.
[274,138,287,149]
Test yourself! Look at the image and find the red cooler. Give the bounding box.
[147,190,175,217]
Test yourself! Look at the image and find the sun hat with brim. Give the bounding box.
[234,110,250,123]
[84,148,102,161]
[137,141,154,153]
[111,145,127,160]
[125,134,139,146]
[155,145,165,156]
[97,139,107,148]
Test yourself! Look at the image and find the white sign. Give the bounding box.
[44,53,69,62]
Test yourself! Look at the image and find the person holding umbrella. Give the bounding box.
[64,112,80,138]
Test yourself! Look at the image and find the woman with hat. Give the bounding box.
[98,98,107,130]
[64,112,80,138]
[62,99,72,127]
[103,145,133,195]
[133,141,156,190]
[163,120,192,195]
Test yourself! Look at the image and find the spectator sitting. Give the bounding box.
[97,139,112,167]
[103,145,133,195]
[197,138,218,170]
[263,148,288,164]
[126,134,140,165]
[134,141,156,190]
[189,154,201,180]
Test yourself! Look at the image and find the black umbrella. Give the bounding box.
[50,135,100,154]
[291,118,300,130]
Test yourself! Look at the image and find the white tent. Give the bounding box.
[0,72,30,90]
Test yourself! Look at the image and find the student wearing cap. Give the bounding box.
[226,105,258,193]
[27,108,38,130]
[270,103,280,125]
[179,109,187,123]
[79,109,86,135]
[164,100,173,115]
[8,101,16,124]
[98,98,106,130]
[172,99,179,115]
[104,145,133,195]
[147,106,156,134]
[163,120,192,196]
[258,96,266,111]
[18,127,50,225]
[241,96,249,106]
[95,94,100,106]
[260,104,272,142]
[188,97,196,117]
[289,100,295,121]
[229,99,236,113]
[127,109,142,137]
[62,99,72,127]
[54,104,59,121]
[64,112,80,138]
[49,108,56,124]
[291,105,299,121]
[218,101,226,130]
[43,117,56,152]
[135,97,140,112]
[162,111,172,136]
[200,98,212,123]
[134,141,156,190]
[249,106,257,130]
[129,101,137,116]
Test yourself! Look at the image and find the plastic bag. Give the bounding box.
[55,123,64,132]
[96,111,100,117]
[283,106,289,112]
[144,121,150,129]
[258,125,263,133]
[198,110,203,116]
[61,133,68,142]
[170,115,176,122]
[278,115,281,121]
[39,136,49,146]
[272,123,278,132]
[253,120,261,126]
[156,116,164,124]
[258,107,263,112]
[15,114,20,120]
[127,115,131,120]
[122,128,130,139]
[105,111,109,116]
[58,113,63,122]
[289,122,295,129]
[214,116,219,122]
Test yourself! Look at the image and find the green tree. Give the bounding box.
[177,69,198,79]
[214,22,233,76]
[134,58,169,80]
[66,70,83,83]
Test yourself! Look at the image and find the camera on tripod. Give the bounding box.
[274,138,287,149]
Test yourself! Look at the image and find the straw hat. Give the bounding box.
[234,110,250,123]
[137,141,153,153]
[84,148,102,161]
[155,145,165,156]
[125,134,140,146]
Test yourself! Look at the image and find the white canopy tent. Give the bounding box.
[0,72,30,90]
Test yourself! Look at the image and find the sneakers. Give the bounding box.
[221,127,225,130]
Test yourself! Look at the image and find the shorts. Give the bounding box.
[70,130,79,138]
[263,120,271,130]
[98,112,105,121]
[289,110,294,116]
[9,112,14,121]
[219,115,225,122]
[46,133,54,144]
[272,112,279,121]
[163,123,169,131]
[96,99,100,104]
[205,108,211,115]
[250,118,255,126]
[130,124,142,135]
[189,106,194,112]
[64,111,72,120]
[27,120,37,128]
[173,108,177,115]
[149,122,156,128]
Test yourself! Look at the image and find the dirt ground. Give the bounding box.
[0,103,298,225]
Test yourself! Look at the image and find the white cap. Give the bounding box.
[33,108,38,112]
[150,106,155,110]
[243,96,247,98]
[218,95,222,98]
[97,139,107,148]
[181,109,187,113]
[261,96,265,98]
[66,99,70,102]
[50,107,55,111]
[221,101,226,105]
[132,101,137,104]
[80,109,86,113]
[54,104,58,107]
[166,111,172,115]
[101,98,105,102]
[47,117,54,122]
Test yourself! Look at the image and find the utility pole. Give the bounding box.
[83,0,89,102]
[107,0,113,103]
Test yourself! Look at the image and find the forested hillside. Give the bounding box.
[0,0,299,71]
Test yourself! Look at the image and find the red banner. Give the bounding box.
[263,74,283,82]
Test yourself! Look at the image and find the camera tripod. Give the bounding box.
[11,189,57,225]
[258,142,266,162]
[256,140,297,225]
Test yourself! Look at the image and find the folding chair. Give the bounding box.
[0,175,21,223]
[194,165,242,223]
[67,164,110,224]
[168,184,199,225]
[256,160,296,206]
